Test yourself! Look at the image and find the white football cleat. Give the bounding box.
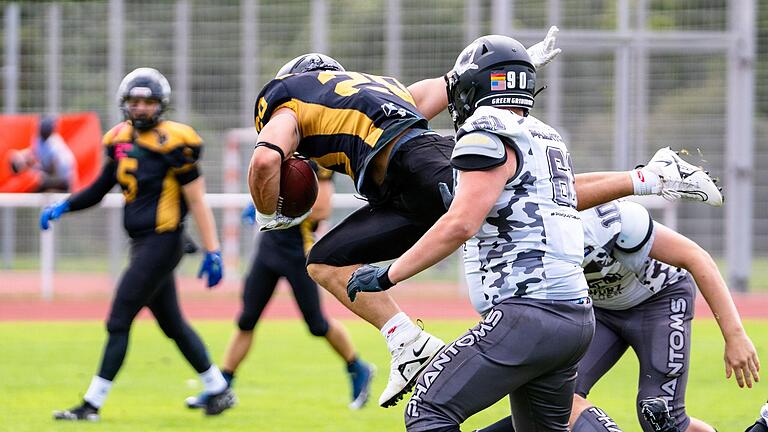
[379,330,445,408]
[643,147,723,206]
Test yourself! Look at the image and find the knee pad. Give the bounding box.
[237,313,257,332]
[106,317,131,335]
[307,318,329,337]
[572,406,623,432]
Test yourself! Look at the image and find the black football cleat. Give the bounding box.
[639,397,680,432]
[204,388,236,416]
[53,400,100,421]
[186,373,234,409]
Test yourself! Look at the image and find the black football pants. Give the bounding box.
[97,231,211,381]
[237,244,329,336]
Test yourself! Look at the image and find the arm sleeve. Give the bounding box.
[612,200,656,273]
[67,159,117,211]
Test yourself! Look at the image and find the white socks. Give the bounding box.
[380,312,420,352]
[82,367,226,409]
[83,376,113,408]
[631,168,661,195]
[200,365,228,394]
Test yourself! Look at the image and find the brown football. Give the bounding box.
[279,158,318,217]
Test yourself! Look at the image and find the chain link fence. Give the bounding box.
[1,0,765,289]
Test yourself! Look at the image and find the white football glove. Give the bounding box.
[256,209,311,231]
[527,26,562,70]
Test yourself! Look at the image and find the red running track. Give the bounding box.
[1,271,766,321]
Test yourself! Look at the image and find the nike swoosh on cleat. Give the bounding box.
[412,338,431,357]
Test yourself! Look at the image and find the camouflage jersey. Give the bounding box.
[455,107,588,316]
[581,199,689,310]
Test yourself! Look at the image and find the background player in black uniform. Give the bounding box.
[41,67,235,420]
[185,162,375,410]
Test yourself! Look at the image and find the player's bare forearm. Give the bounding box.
[182,177,220,252]
[407,77,448,120]
[650,225,744,336]
[649,223,760,386]
[574,172,633,211]
[389,166,509,284]
[247,148,282,214]
[388,212,471,284]
[686,251,761,386]
[250,109,300,214]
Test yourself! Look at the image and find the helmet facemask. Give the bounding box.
[117,68,171,131]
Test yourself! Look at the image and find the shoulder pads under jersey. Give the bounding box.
[451,131,507,171]
[615,200,654,252]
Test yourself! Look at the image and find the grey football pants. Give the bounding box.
[405,297,595,432]
[575,276,696,432]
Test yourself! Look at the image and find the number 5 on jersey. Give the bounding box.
[117,157,138,203]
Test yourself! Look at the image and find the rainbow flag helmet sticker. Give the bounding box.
[490,72,506,91]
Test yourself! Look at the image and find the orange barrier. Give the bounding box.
[0,113,102,193]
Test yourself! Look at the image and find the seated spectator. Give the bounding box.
[10,115,77,192]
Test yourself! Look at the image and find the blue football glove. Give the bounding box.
[347,264,395,302]
[241,202,256,226]
[39,200,70,230]
[198,250,223,288]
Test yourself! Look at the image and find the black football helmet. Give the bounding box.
[275,53,345,78]
[116,67,171,130]
[446,35,536,130]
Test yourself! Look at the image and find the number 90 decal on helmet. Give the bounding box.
[446,35,537,130]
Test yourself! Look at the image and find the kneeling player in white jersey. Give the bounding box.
[477,199,762,432]
[347,35,602,431]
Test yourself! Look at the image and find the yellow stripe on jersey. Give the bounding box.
[300,219,315,256]
[316,166,334,181]
[276,99,384,148]
[311,153,354,179]
[156,172,181,233]
[103,120,202,154]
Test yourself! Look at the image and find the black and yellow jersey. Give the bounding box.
[260,163,333,259]
[103,120,203,238]
[254,71,428,194]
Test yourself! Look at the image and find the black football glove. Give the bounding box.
[347,264,394,302]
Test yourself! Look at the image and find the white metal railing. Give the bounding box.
[0,192,676,300]
[0,193,366,300]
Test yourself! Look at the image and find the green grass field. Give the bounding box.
[7,256,768,291]
[1,319,766,432]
